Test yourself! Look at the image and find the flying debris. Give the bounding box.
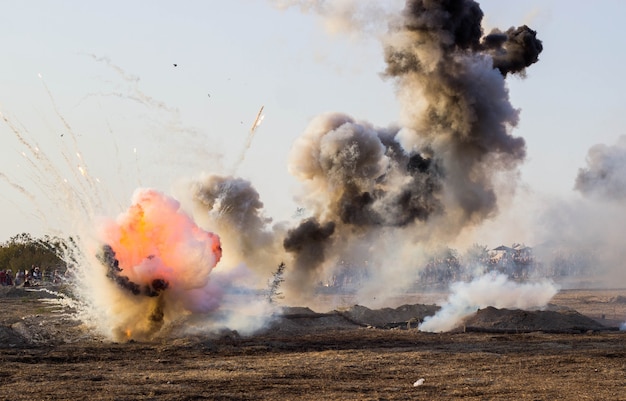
[250,106,265,134]
[229,107,267,173]
[173,63,178,67]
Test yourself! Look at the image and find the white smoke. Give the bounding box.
[270,0,401,37]
[419,273,558,332]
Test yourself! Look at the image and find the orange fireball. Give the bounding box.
[100,189,222,291]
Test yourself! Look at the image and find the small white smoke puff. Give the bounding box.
[620,322,626,331]
[419,273,558,332]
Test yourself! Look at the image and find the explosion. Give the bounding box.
[99,188,222,294]
[2,0,554,340]
[173,0,547,311]
[89,189,223,339]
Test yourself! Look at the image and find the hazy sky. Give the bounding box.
[2,0,626,246]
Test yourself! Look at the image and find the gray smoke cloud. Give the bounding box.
[288,113,442,228]
[276,0,543,302]
[575,136,626,201]
[185,0,543,305]
[524,136,626,290]
[522,136,626,289]
[270,0,398,37]
[187,174,285,275]
[384,0,539,227]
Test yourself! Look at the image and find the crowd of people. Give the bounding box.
[0,265,64,287]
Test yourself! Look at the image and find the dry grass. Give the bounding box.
[1,290,625,400]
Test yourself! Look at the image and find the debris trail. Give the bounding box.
[231,105,266,174]
[250,105,265,134]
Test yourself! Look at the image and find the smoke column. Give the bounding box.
[419,273,558,332]
[279,0,543,303]
[383,0,539,226]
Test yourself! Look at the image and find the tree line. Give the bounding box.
[0,233,69,274]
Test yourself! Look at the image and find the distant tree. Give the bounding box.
[0,233,67,274]
[419,246,461,285]
[462,243,491,278]
[267,262,286,304]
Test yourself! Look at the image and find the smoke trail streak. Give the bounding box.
[97,108,136,212]
[0,172,36,204]
[0,171,47,227]
[250,106,265,134]
[82,53,217,171]
[231,106,266,174]
[0,110,97,226]
[38,74,104,213]
[133,147,143,187]
[84,54,171,113]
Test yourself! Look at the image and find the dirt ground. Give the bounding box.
[1,287,625,401]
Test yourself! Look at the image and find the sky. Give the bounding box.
[2,0,626,249]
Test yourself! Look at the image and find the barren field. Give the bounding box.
[1,287,625,401]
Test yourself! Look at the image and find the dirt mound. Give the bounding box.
[264,304,441,334]
[265,307,358,334]
[280,306,320,317]
[610,295,626,304]
[1,289,621,345]
[339,304,440,328]
[0,325,27,348]
[462,306,614,333]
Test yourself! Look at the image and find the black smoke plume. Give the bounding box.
[482,25,543,76]
[289,113,443,228]
[283,218,335,267]
[383,0,539,226]
[98,245,169,297]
